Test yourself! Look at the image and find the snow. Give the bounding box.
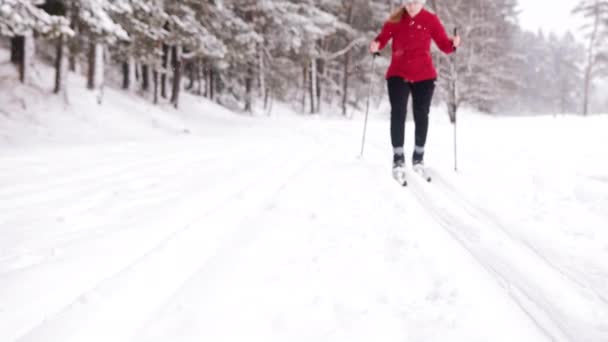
[0,0,72,38]
[1,49,608,342]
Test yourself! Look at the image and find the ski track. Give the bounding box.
[1,134,321,342]
[405,166,608,342]
[0,143,269,273]
[352,127,608,342]
[14,147,323,342]
[130,147,551,342]
[0,159,259,277]
[280,121,608,341]
[430,171,608,306]
[0,141,254,208]
[2,117,607,341]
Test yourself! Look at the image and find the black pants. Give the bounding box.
[387,77,436,156]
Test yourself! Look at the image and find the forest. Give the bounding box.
[2,0,607,117]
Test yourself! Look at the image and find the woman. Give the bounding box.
[370,0,460,175]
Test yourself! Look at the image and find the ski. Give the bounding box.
[413,164,432,182]
[392,167,408,187]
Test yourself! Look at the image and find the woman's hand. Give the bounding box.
[369,40,380,54]
[452,35,461,48]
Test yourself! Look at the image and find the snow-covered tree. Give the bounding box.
[1,0,71,83]
[77,0,129,91]
[110,0,167,98]
[163,0,226,108]
[0,0,71,36]
[510,30,584,114]
[550,32,585,114]
[288,0,340,114]
[431,0,520,117]
[573,0,608,115]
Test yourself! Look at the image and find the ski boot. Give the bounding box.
[392,153,407,186]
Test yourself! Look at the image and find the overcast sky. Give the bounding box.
[517,0,586,38]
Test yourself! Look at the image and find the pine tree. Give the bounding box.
[110,0,168,98]
[551,32,585,114]
[1,0,71,83]
[433,0,520,116]
[573,0,608,114]
[77,0,129,92]
[164,0,226,108]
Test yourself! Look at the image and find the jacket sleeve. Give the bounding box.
[430,14,455,54]
[374,21,396,50]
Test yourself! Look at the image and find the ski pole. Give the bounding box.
[452,27,458,172]
[360,52,380,158]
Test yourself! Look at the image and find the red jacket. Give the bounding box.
[375,9,455,82]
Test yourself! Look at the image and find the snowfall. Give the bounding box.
[1,47,608,342]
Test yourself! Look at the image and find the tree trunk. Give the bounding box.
[209,67,215,100]
[87,42,95,90]
[583,68,591,115]
[135,63,140,81]
[170,45,182,109]
[128,57,135,90]
[87,42,103,90]
[582,2,600,115]
[316,58,324,113]
[54,35,66,94]
[341,2,355,117]
[245,64,253,112]
[264,87,270,113]
[68,1,78,72]
[301,64,308,112]
[310,59,317,114]
[258,48,266,107]
[142,64,150,91]
[68,55,77,72]
[11,36,24,63]
[23,32,35,84]
[341,51,351,116]
[161,43,170,98]
[202,63,208,97]
[197,60,203,96]
[122,61,130,90]
[11,36,25,83]
[186,61,195,90]
[153,70,159,104]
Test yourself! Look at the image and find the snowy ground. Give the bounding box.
[1,50,608,342]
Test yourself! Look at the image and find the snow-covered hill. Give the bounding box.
[1,48,608,342]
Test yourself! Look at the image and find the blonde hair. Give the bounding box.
[388,7,406,23]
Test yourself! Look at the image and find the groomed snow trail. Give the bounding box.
[1,114,606,342]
